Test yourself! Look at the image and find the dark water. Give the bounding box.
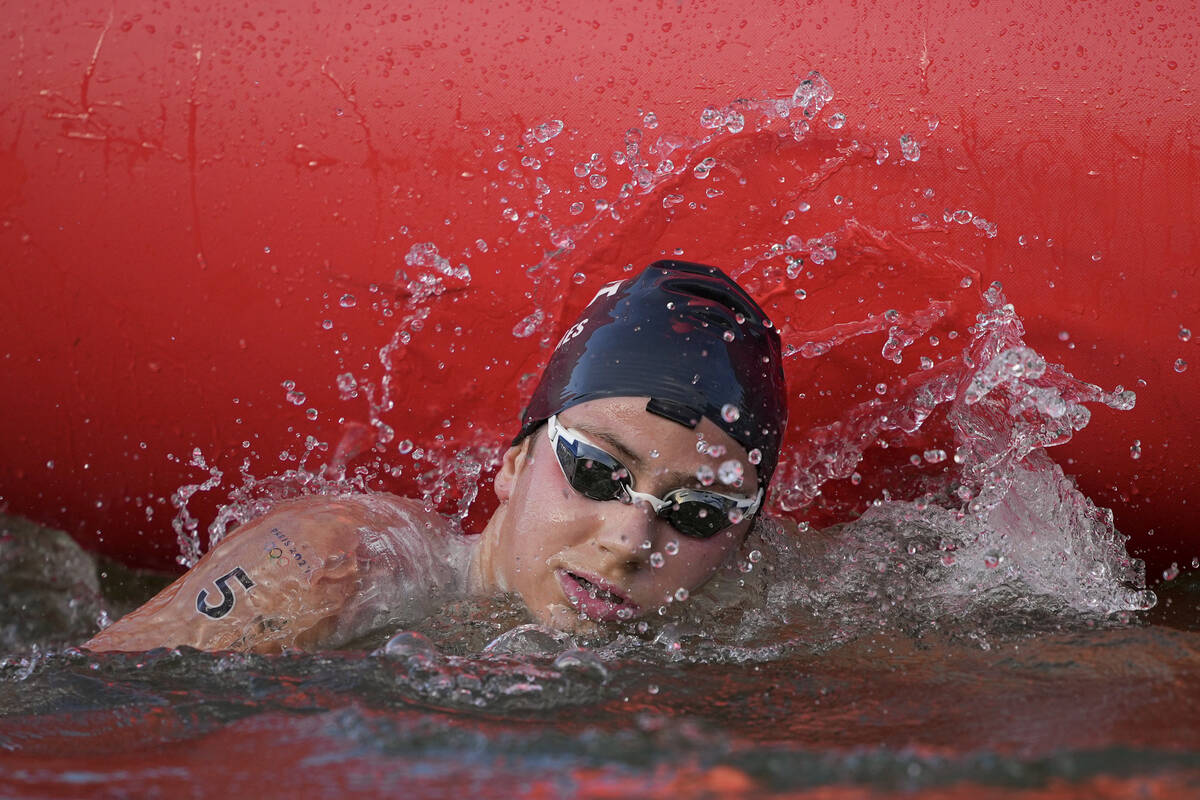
[4,623,1200,797]
[3,516,1199,799]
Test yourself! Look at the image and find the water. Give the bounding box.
[4,73,1197,795]
[3,535,1199,796]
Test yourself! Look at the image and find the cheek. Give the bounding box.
[661,530,743,585]
[502,486,591,564]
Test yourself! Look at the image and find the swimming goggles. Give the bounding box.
[546,414,762,539]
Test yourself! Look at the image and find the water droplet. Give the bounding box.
[959,276,973,288]
[305,408,318,421]
[692,157,716,179]
[589,173,608,189]
[727,508,744,524]
[1174,358,1188,373]
[721,404,740,423]
[502,207,519,222]
[699,106,725,129]
[792,71,834,117]
[983,551,1002,569]
[747,449,762,465]
[1163,563,1180,581]
[827,112,846,129]
[649,449,660,459]
[1180,327,1192,343]
[923,449,947,464]
[649,552,665,568]
[532,119,563,142]
[321,319,333,330]
[1130,440,1142,460]
[919,356,934,370]
[398,439,413,455]
[674,587,689,602]
[286,389,306,405]
[797,201,811,213]
[748,549,762,564]
[875,382,887,395]
[512,309,545,338]
[642,111,659,128]
[794,288,807,300]
[695,464,715,486]
[339,293,356,308]
[717,459,743,485]
[647,683,660,694]
[899,133,921,162]
[664,540,679,556]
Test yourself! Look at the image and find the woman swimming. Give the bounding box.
[84,261,787,653]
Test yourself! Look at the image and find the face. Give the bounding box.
[476,396,761,632]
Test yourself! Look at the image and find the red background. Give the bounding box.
[1,1,1196,571]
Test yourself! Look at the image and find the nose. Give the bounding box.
[593,497,660,571]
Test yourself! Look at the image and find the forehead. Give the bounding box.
[556,396,761,487]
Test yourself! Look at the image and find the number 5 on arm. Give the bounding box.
[84,496,415,654]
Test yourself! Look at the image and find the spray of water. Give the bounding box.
[165,71,1152,638]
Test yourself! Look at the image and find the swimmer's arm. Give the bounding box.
[83,495,439,655]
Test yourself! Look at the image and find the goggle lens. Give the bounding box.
[658,495,730,539]
[549,416,758,539]
[554,437,627,502]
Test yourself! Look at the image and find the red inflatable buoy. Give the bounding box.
[0,2,1195,572]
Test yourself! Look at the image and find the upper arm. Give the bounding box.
[84,494,436,654]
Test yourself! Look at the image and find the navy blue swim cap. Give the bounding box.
[515,261,787,488]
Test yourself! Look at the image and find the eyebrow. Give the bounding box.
[572,423,641,466]
[570,422,711,491]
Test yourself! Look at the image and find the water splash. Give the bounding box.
[162,71,1151,633]
[170,448,224,567]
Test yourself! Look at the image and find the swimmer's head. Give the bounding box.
[473,262,788,633]
[515,260,788,489]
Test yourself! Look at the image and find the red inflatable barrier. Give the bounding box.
[1,1,1196,572]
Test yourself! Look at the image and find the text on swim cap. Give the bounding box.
[588,280,625,306]
[556,318,589,351]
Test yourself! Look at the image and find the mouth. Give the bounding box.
[556,569,640,623]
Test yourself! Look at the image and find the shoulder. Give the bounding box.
[84,492,469,654]
[240,492,457,553]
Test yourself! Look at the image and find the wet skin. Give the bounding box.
[83,396,761,653]
[470,396,759,632]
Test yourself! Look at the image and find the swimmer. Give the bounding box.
[84,261,787,653]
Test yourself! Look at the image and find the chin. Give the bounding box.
[538,602,607,634]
